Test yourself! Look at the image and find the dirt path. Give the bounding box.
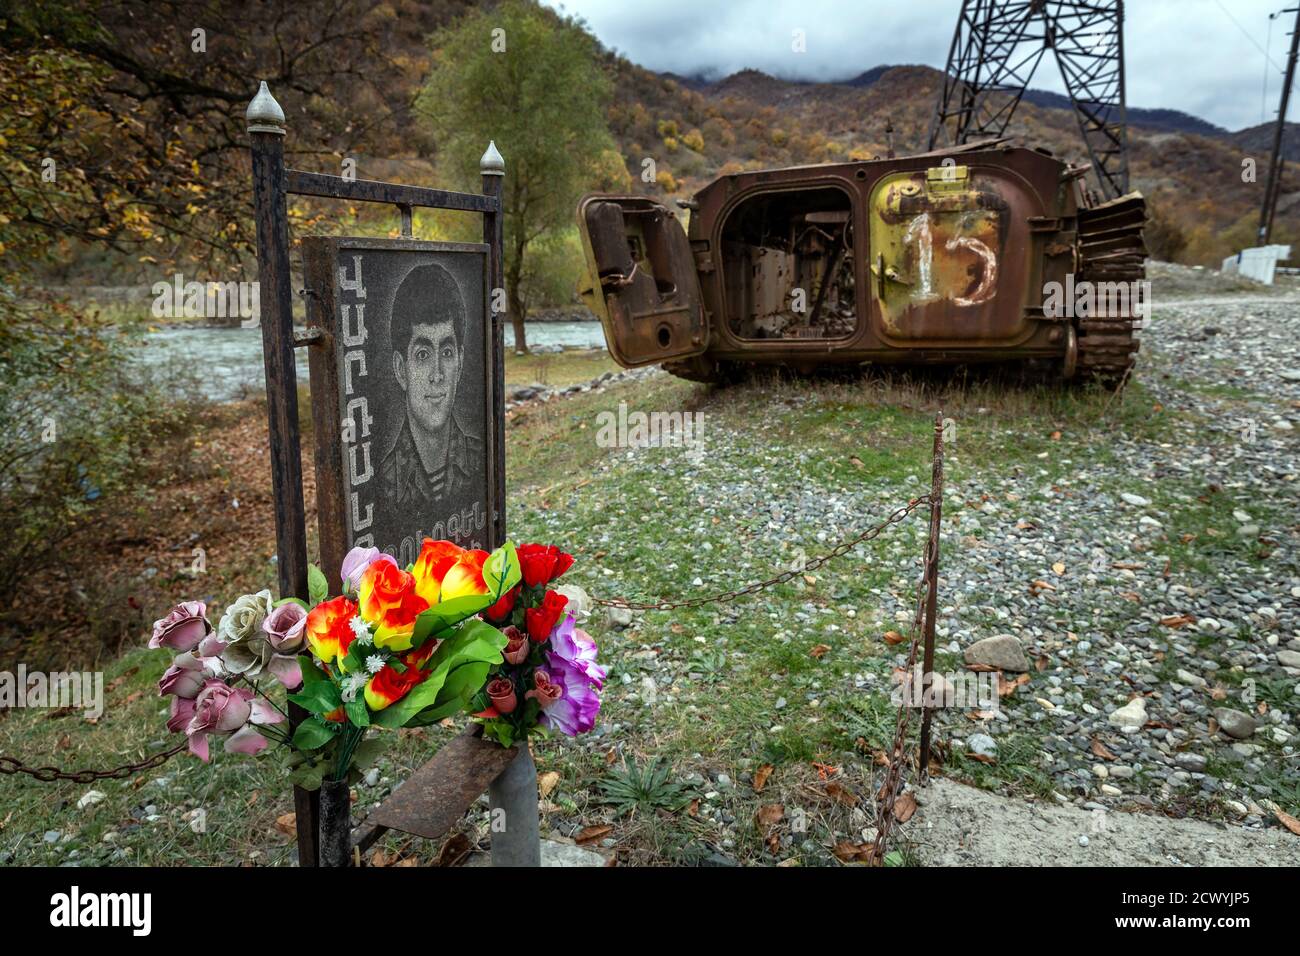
[906,778,1300,866]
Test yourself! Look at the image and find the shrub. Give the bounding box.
[0,291,199,604]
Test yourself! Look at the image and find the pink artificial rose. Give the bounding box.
[149,601,211,651]
[261,601,307,689]
[159,652,207,700]
[502,626,529,665]
[487,677,518,715]
[525,670,562,710]
[184,679,283,762]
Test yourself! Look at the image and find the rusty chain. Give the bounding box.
[591,494,931,612]
[0,741,186,784]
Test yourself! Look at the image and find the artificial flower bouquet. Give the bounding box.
[150,539,524,789]
[473,543,607,748]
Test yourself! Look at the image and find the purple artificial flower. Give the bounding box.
[341,546,384,592]
[548,615,606,688]
[539,652,603,737]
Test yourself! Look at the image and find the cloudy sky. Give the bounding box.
[542,0,1296,132]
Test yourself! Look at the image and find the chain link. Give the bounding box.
[591,494,931,612]
[0,741,186,784]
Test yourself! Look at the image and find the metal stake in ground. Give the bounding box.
[247,80,319,866]
[918,411,945,779]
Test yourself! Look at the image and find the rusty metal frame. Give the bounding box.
[248,86,504,866]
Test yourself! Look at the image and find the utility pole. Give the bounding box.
[1260,6,1300,245]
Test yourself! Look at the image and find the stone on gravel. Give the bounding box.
[1213,708,1257,740]
[1120,493,1151,506]
[1108,698,1147,730]
[968,733,998,758]
[964,634,1029,673]
[605,606,633,629]
[1277,650,1300,669]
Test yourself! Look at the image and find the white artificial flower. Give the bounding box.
[350,616,373,645]
[365,654,386,674]
[340,673,367,703]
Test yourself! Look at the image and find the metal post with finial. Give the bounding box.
[477,140,537,867]
[480,141,506,551]
[246,80,320,867]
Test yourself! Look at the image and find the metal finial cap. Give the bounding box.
[480,140,505,175]
[246,81,285,135]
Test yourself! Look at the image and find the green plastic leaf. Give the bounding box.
[297,656,330,688]
[345,697,371,727]
[308,564,329,606]
[292,719,337,751]
[287,679,342,715]
[371,619,508,728]
[404,660,492,726]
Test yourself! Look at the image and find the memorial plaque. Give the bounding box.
[303,238,499,579]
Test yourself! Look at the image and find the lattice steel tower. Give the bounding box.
[928,0,1130,200]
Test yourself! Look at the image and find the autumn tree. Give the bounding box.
[416,0,619,353]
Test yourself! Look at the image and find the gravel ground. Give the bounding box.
[511,268,1300,864]
[917,283,1300,842]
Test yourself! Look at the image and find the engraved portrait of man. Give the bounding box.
[378,262,484,515]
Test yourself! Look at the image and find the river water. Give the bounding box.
[138,321,607,401]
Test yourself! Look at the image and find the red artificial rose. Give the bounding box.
[525,589,568,642]
[517,543,575,588]
[487,678,518,715]
[483,584,519,625]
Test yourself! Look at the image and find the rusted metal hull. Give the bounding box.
[576,144,1146,385]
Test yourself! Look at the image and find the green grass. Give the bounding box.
[504,348,619,388]
[3,353,1297,865]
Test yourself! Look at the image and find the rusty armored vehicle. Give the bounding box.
[576,144,1146,385]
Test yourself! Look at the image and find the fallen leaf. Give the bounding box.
[1050,430,1062,440]
[1090,738,1117,761]
[1035,654,1050,672]
[833,840,873,863]
[1030,579,1057,592]
[274,812,296,835]
[849,456,864,468]
[753,764,774,792]
[538,771,560,799]
[998,673,1030,697]
[893,792,917,823]
[686,798,700,817]
[755,804,785,827]
[883,630,906,645]
[575,825,612,845]
[1210,686,1228,701]
[1277,810,1300,837]
[394,856,420,867]
[1159,614,1196,628]
[1051,562,1066,575]
[809,644,832,659]
[433,832,472,867]
[370,848,391,867]
[803,574,817,585]
[825,781,858,806]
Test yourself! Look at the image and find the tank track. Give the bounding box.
[1074,193,1148,385]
